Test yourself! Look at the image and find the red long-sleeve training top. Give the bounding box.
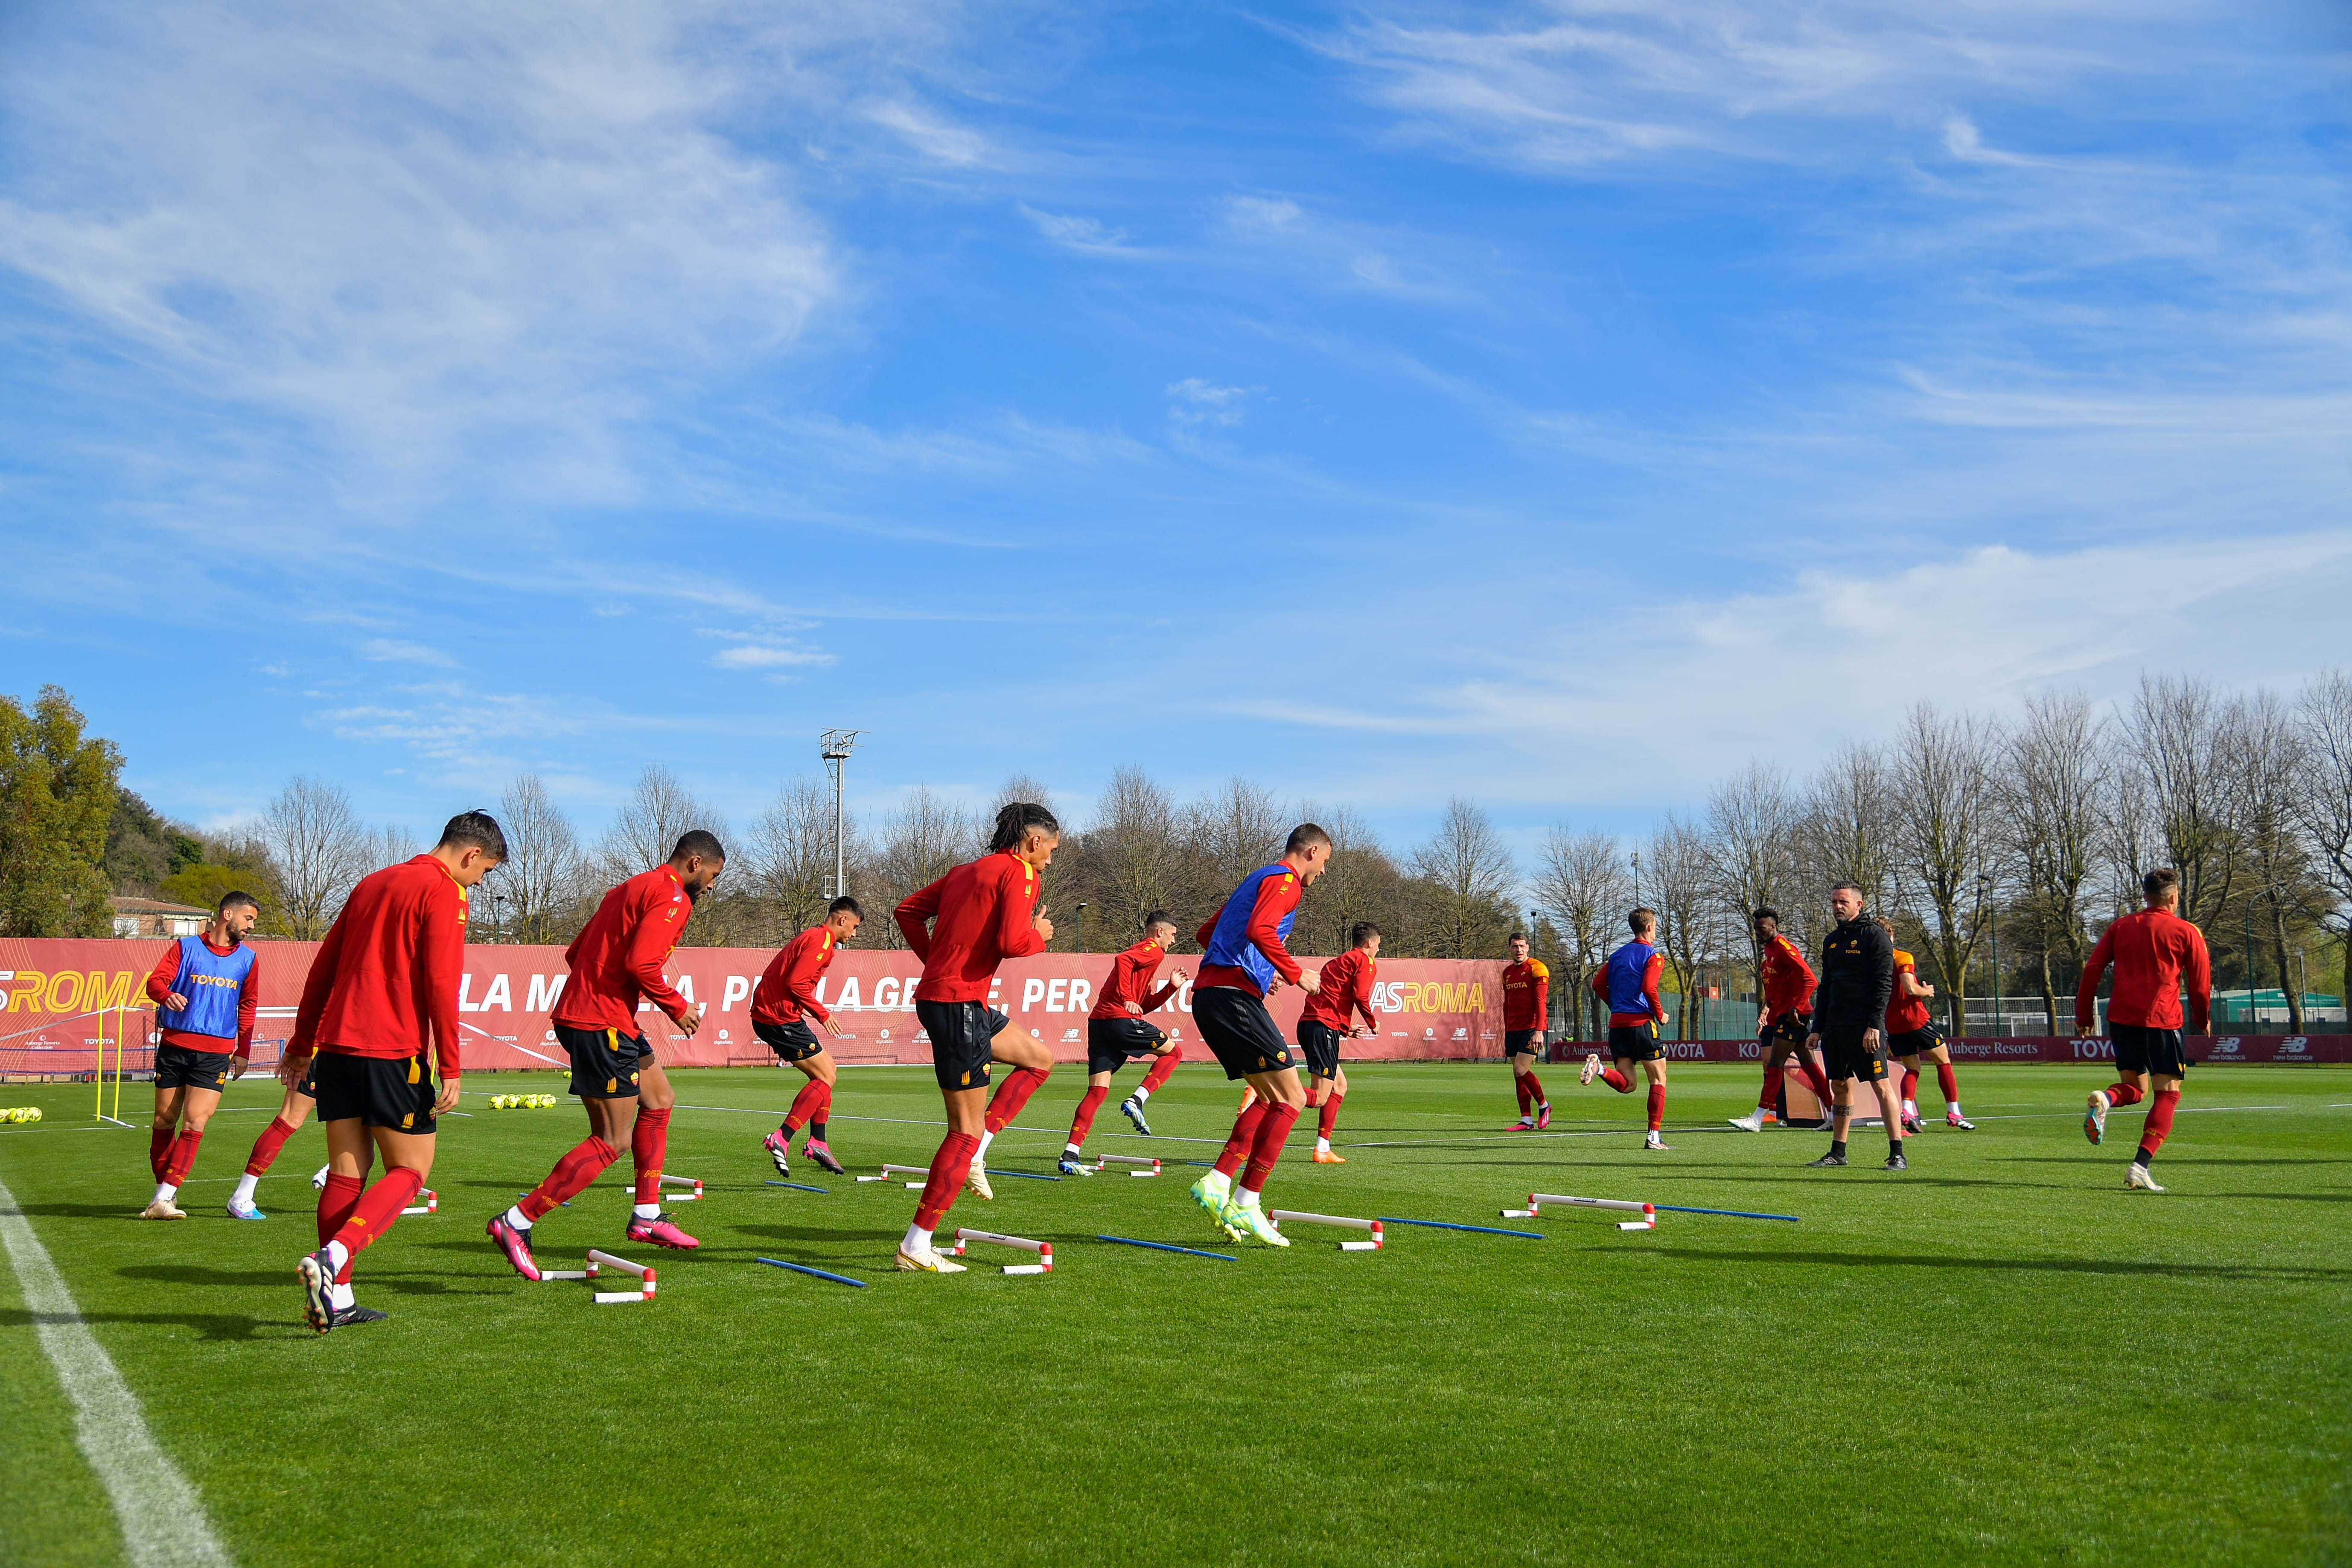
[1501,959,1549,1031]
[554,866,696,1033]
[752,926,839,1026]
[287,856,469,1078]
[1886,950,1933,1035]
[2077,908,2211,1032]
[896,852,1046,1003]
[1591,950,1667,1028]
[144,938,261,1055]
[1301,946,1379,1032]
[1193,873,1305,997]
[1759,932,1816,1020]
[1089,937,1179,1021]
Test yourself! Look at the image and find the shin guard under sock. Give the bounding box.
[1600,1067,1632,1093]
[1646,1082,1665,1133]
[1318,1091,1344,1142]
[1140,1048,1182,1094]
[631,1105,671,1206]
[521,1135,619,1221]
[245,1116,297,1176]
[1240,1103,1301,1194]
[1069,1085,1109,1148]
[983,1066,1050,1134]
[913,1131,980,1230]
[163,1128,205,1186]
[1215,1101,1267,1178]
[330,1167,424,1279]
[2136,1087,2180,1161]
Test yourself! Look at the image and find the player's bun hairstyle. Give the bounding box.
[1350,920,1382,946]
[217,890,259,915]
[670,829,727,863]
[1752,906,1779,925]
[1629,906,1658,934]
[438,810,509,861]
[828,896,863,918]
[1285,822,1332,853]
[1143,909,1176,932]
[2142,866,2180,901]
[990,801,1061,854]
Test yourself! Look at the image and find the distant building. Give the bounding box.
[108,897,212,939]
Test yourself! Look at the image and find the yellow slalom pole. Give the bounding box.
[112,1008,125,1123]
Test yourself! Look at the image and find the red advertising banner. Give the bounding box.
[1544,1033,2351,1067]
[0,938,1508,1076]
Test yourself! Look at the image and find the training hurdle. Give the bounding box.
[954,1228,1053,1274]
[585,1248,657,1304]
[1096,1154,1161,1177]
[399,1189,440,1217]
[1523,1194,1654,1230]
[874,1163,932,1189]
[1268,1210,1383,1250]
[655,1174,704,1203]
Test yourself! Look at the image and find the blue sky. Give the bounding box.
[3,0,2348,862]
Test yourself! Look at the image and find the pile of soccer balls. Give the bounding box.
[2,1106,43,1124]
[490,1094,557,1110]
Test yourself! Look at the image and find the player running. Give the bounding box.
[1581,909,1672,1150]
[1802,882,1906,1171]
[1883,924,1972,1132]
[226,1057,316,1221]
[1295,919,1379,1162]
[1730,907,1833,1133]
[1501,931,1551,1129]
[489,831,725,1280]
[2077,867,2211,1192]
[890,802,1061,1273]
[288,812,502,1332]
[754,896,863,1178]
[139,891,263,1219]
[1186,825,1331,1246]
[1059,912,1187,1174]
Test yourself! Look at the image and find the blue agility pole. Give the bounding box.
[1097,1234,1235,1261]
[764,1180,828,1194]
[986,1169,1061,1182]
[1378,1217,1544,1239]
[1650,1204,1800,1222]
[756,1256,867,1288]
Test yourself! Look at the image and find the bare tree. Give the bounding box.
[368,823,420,874]
[1889,704,2002,1033]
[1703,761,1798,997]
[1408,798,1517,958]
[1533,827,1627,1040]
[988,774,1057,821]
[2296,670,2352,1019]
[1797,743,1900,934]
[498,773,586,946]
[872,787,976,949]
[599,765,725,878]
[259,776,370,939]
[1644,814,1715,1035]
[1185,778,1288,906]
[2125,673,2240,933]
[2225,690,2312,1029]
[1075,766,1186,943]
[744,776,843,944]
[2003,692,2106,1031]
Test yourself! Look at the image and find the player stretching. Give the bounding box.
[1581,909,1672,1149]
[1730,907,1832,1133]
[890,802,1060,1272]
[754,896,863,1178]
[1060,912,1187,1174]
[1501,932,1551,1129]
[1295,919,1379,1162]
[1883,925,1972,1132]
[1803,882,1905,1171]
[139,891,262,1219]
[289,812,501,1332]
[489,832,725,1279]
[2078,868,2210,1192]
[1187,825,1329,1247]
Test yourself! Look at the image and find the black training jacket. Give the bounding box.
[1813,915,1894,1032]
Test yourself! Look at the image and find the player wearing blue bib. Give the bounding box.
[138,892,263,1219]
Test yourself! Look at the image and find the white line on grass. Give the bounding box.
[0,1173,233,1568]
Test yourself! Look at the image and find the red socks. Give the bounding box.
[1519,1069,1547,1106]
[1798,1056,1834,1105]
[2137,1087,2180,1160]
[1240,1103,1301,1194]
[1514,1075,1532,1114]
[1646,1082,1666,1133]
[521,1135,618,1221]
[1936,1062,1960,1104]
[1140,1048,1182,1094]
[1758,1062,1785,1110]
[914,1131,979,1230]
[1600,1067,1632,1093]
[245,1116,297,1177]
[329,1166,423,1279]
[983,1065,1050,1134]
[149,1125,173,1181]
[1068,1086,1108,1148]
[783,1079,829,1135]
[631,1105,671,1206]
[1901,1066,1920,1104]
[1317,1092,1344,1141]
[319,1172,364,1249]
[1215,1101,1268,1179]
[163,1128,204,1186]
[2104,1081,2145,1108]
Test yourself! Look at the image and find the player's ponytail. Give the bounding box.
[990,801,1061,854]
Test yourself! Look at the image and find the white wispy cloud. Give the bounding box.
[710,644,839,670]
[1018,203,1134,253]
[1166,378,1254,428]
[358,639,456,667]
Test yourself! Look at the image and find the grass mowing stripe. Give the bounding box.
[0,1172,232,1568]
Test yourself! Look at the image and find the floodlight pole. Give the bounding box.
[820,730,861,901]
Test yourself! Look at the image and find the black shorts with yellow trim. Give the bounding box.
[1086,1016,1169,1077]
[153,1041,236,1092]
[2111,1022,2192,1077]
[310,1050,438,1133]
[1821,1023,1889,1083]
[1887,1022,1948,1059]
[1504,1028,1540,1060]
[917,1000,1007,1093]
[755,1017,826,1064]
[1294,1019,1344,1081]
[295,1053,319,1098]
[1607,1022,1664,1062]
[1759,1011,1813,1052]
[557,1023,652,1099]
[1194,986,1292,1081]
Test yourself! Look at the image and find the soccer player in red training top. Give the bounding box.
[1731,907,1833,1133]
[2078,867,2211,1192]
[1582,909,1673,1150]
[488,831,725,1279]
[890,802,1061,1273]
[1500,932,1551,1130]
[1186,824,1330,1248]
[288,812,503,1333]
[139,891,263,1220]
[753,896,863,1178]
[1294,919,1380,1162]
[1883,927,1972,1132]
[1058,912,1187,1174]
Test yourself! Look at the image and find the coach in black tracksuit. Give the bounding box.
[1801,883,1907,1169]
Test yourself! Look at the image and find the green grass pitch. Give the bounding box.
[2,1063,2346,1567]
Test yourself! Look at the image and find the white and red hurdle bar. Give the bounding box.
[953,1228,1053,1274]
[534,1248,659,1302]
[656,1174,703,1202]
[1267,1210,1384,1250]
[1508,1193,1656,1231]
[1095,1154,1160,1177]
[868,1163,933,1189]
[399,1188,439,1217]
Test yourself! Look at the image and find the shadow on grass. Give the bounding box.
[114,1261,502,1300]
[0,1307,288,1341]
[1991,1156,2350,1167]
[1654,1248,2352,1283]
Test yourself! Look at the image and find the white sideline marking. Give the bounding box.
[0,1174,233,1568]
